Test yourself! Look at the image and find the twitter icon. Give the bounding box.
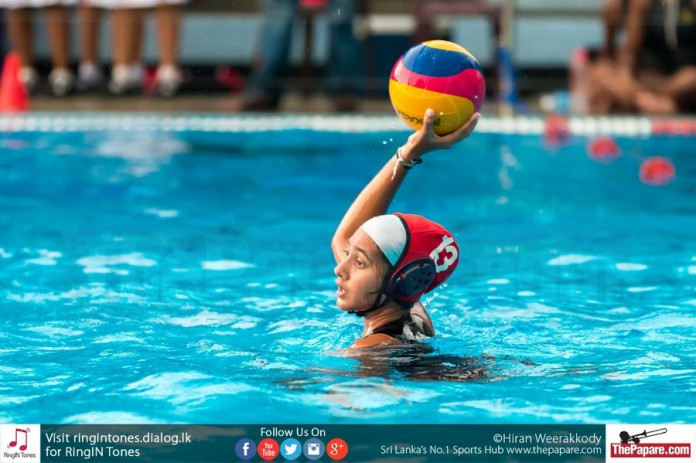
[280,438,302,460]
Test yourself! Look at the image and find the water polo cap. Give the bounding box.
[360,213,459,304]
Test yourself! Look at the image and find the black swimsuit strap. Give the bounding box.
[370,317,407,337]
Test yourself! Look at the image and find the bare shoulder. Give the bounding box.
[351,333,401,348]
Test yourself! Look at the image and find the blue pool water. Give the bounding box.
[1,115,695,425]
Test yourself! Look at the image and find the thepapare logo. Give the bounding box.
[619,428,668,444]
[0,425,40,463]
[606,425,695,462]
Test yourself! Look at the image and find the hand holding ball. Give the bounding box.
[389,40,486,135]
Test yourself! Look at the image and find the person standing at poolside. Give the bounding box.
[332,109,480,349]
[84,0,186,96]
[2,0,76,95]
[243,0,366,112]
[588,0,696,114]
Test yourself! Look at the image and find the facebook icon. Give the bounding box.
[235,438,257,460]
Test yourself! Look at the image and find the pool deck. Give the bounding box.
[21,84,510,117]
[20,91,696,139]
[23,91,402,115]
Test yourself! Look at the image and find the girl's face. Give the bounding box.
[334,228,389,313]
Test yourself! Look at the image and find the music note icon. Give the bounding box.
[9,428,28,451]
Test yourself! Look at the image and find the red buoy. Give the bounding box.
[587,136,621,161]
[639,156,675,186]
[544,114,570,146]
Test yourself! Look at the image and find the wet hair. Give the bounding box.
[366,248,414,312]
[363,250,392,309]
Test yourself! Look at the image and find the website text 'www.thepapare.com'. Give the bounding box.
[0,424,695,462]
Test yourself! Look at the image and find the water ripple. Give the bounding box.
[64,412,163,424]
[161,311,261,328]
[124,372,256,407]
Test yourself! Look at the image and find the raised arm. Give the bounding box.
[331,109,480,263]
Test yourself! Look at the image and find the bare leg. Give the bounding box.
[621,0,652,72]
[110,7,144,93]
[111,8,142,68]
[601,0,625,59]
[587,60,642,113]
[6,8,40,92]
[128,8,145,66]
[632,68,696,115]
[155,3,181,68]
[154,3,182,96]
[44,4,71,70]
[6,8,34,69]
[588,0,654,113]
[78,4,101,65]
[77,3,104,90]
[635,92,676,114]
[661,66,696,113]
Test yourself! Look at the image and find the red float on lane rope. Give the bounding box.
[640,156,676,186]
[587,136,621,161]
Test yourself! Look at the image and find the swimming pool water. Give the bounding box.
[1,115,695,425]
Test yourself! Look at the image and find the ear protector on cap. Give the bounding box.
[387,258,437,300]
[385,213,459,304]
[360,213,459,307]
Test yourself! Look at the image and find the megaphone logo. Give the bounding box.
[619,428,667,444]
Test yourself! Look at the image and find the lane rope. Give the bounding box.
[0,114,693,136]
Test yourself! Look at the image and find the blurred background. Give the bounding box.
[0,0,691,115]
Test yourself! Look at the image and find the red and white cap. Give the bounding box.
[360,213,459,303]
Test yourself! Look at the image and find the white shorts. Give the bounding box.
[83,0,187,7]
[0,0,76,7]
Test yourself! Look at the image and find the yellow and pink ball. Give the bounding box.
[389,40,486,135]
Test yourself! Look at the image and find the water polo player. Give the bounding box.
[332,108,480,348]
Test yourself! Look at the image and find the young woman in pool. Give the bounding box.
[332,108,480,348]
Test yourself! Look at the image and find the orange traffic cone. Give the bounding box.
[0,53,28,112]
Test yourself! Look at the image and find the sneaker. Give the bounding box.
[154,64,181,97]
[109,64,142,95]
[18,67,38,95]
[48,68,75,96]
[128,64,143,88]
[77,62,104,92]
[108,65,129,94]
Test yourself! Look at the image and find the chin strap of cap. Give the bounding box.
[349,260,436,317]
[348,291,389,317]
